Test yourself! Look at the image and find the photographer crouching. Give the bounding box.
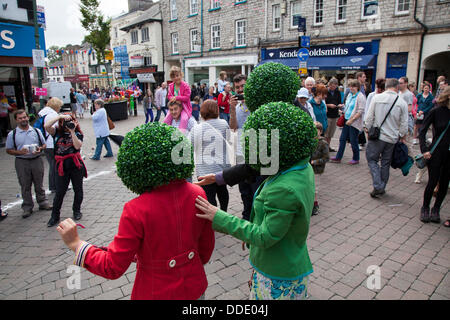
[44,113,87,227]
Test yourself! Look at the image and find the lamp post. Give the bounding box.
[32,0,44,110]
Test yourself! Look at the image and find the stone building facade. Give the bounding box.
[159,0,266,85]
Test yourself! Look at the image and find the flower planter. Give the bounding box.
[104,101,128,121]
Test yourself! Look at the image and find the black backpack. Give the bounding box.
[391,142,409,169]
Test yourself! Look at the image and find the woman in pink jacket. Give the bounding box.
[164,66,192,132]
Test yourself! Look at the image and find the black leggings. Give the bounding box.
[202,183,229,212]
[51,165,85,219]
[423,150,450,209]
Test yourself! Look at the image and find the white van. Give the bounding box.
[42,82,73,111]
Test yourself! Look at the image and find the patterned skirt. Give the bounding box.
[249,270,309,300]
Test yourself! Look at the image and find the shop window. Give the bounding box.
[171,32,179,54]
[361,0,378,19]
[236,19,247,47]
[290,1,302,29]
[273,4,281,31]
[190,29,200,52]
[336,0,347,22]
[395,0,410,15]
[314,0,324,26]
[131,30,139,45]
[211,24,221,49]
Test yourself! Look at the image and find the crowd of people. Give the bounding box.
[1,63,448,300]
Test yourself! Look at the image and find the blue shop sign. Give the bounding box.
[0,22,46,58]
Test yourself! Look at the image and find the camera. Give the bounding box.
[64,121,76,130]
[236,94,245,101]
[24,144,39,153]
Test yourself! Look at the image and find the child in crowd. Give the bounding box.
[191,96,200,122]
[311,121,330,216]
[164,66,192,133]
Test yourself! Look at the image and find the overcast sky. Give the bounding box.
[38,0,129,48]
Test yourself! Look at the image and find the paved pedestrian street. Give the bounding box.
[0,111,448,300]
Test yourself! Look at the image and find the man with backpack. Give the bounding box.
[37,98,62,193]
[5,110,52,218]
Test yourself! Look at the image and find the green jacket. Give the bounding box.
[213,159,315,280]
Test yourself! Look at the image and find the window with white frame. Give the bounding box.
[290,1,301,28]
[171,32,178,54]
[211,24,221,49]
[211,0,220,9]
[141,27,149,42]
[362,0,378,18]
[190,0,199,15]
[336,0,347,22]
[131,30,138,44]
[314,0,324,25]
[273,4,281,31]
[395,0,410,15]
[144,56,152,66]
[236,19,247,47]
[190,29,200,52]
[170,0,177,20]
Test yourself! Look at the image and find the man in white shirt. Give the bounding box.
[399,77,415,136]
[364,78,409,198]
[155,82,168,122]
[90,99,113,160]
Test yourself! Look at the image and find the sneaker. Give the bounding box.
[420,206,430,223]
[312,205,320,216]
[104,154,114,158]
[330,157,341,163]
[73,211,83,221]
[370,189,385,198]
[89,157,100,161]
[413,139,419,145]
[348,160,360,165]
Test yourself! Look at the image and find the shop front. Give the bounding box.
[64,74,89,90]
[184,55,258,87]
[260,40,380,90]
[128,65,164,93]
[0,21,46,133]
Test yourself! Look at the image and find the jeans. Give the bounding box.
[366,139,395,191]
[201,183,229,212]
[44,149,57,192]
[51,164,84,219]
[145,108,154,124]
[93,136,113,160]
[155,107,168,122]
[335,124,360,161]
[220,112,230,124]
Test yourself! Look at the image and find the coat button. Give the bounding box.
[169,260,176,268]
[188,252,195,260]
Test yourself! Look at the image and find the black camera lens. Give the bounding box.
[64,122,75,130]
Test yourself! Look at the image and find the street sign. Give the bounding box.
[35,88,47,96]
[299,61,307,69]
[298,17,307,33]
[298,68,308,75]
[301,36,311,48]
[297,48,310,62]
[37,6,46,30]
[32,49,45,68]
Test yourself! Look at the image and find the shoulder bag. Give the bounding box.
[368,96,399,141]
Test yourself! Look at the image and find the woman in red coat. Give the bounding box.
[56,124,215,300]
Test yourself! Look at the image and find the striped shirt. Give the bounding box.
[189,118,231,177]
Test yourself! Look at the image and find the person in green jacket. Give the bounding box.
[196,102,317,300]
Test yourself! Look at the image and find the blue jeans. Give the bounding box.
[220,112,230,124]
[145,108,154,124]
[93,136,113,160]
[335,124,360,161]
[155,107,168,122]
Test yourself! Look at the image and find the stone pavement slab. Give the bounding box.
[0,110,449,300]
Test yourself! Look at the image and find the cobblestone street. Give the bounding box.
[0,110,448,300]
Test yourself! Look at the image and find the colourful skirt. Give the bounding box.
[249,270,309,300]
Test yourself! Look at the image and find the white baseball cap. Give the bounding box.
[297,88,310,99]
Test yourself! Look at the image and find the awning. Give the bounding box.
[258,54,377,71]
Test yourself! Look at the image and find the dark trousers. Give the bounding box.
[15,157,48,211]
[202,183,229,212]
[336,124,360,161]
[155,107,168,122]
[51,165,84,219]
[366,140,395,192]
[44,149,57,192]
[239,176,266,221]
[423,150,450,209]
[0,116,7,143]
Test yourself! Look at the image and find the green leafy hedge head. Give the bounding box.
[242,102,317,174]
[244,62,300,112]
[116,123,194,194]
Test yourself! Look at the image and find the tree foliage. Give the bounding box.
[79,0,111,64]
[47,45,63,64]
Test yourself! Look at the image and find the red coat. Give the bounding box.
[218,92,231,114]
[76,181,215,300]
